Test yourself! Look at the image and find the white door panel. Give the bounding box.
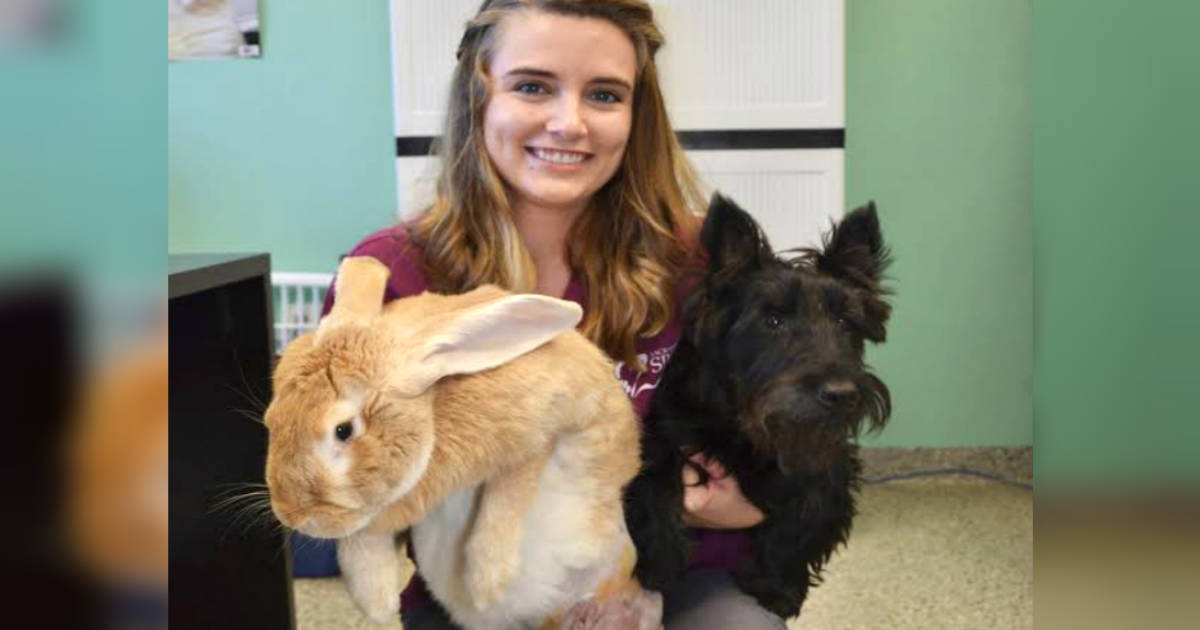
[397,150,845,254]
[689,149,844,251]
[395,156,439,219]
[390,0,481,136]
[654,0,844,129]
[390,0,845,134]
[389,1,847,252]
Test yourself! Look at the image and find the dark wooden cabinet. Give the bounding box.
[169,254,294,630]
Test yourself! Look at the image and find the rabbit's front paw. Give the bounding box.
[346,569,401,624]
[338,532,401,624]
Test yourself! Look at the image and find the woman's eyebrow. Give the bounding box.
[590,76,633,92]
[503,67,631,91]
[503,67,556,80]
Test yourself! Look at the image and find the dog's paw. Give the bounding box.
[463,538,519,611]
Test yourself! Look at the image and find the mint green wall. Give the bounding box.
[848,1,1033,447]
[1,1,164,357]
[168,2,1034,447]
[168,1,397,273]
[1034,1,1200,484]
[2,2,163,280]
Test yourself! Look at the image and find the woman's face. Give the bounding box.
[482,10,637,213]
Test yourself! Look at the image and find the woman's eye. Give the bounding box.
[515,82,546,95]
[589,90,620,104]
[335,422,353,442]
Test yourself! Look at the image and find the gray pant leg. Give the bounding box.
[662,570,787,630]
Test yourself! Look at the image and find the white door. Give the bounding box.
[389,0,846,250]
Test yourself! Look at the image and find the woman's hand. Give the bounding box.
[562,587,663,630]
[680,453,765,529]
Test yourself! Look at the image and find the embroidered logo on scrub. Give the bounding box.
[613,345,676,400]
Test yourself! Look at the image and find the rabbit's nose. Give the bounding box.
[269,495,293,524]
[271,498,312,530]
[268,483,304,526]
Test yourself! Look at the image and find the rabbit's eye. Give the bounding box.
[335,422,353,442]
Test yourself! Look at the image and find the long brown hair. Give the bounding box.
[411,0,705,368]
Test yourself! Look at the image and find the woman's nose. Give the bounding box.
[546,96,587,140]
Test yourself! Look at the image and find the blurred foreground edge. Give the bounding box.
[0,271,107,628]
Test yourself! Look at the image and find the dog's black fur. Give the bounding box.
[624,194,894,618]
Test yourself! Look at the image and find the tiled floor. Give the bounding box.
[294,472,1032,629]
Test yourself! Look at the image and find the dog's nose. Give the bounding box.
[817,379,860,409]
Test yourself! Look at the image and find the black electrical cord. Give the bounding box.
[863,468,1033,491]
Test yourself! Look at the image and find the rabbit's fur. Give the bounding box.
[264,256,657,629]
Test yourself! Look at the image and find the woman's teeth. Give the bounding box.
[531,148,587,164]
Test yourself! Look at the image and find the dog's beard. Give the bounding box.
[741,373,891,477]
[764,421,848,477]
[860,372,891,433]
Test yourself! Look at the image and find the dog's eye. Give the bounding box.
[765,314,784,329]
[335,421,353,442]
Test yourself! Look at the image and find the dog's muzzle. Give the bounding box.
[816,378,860,411]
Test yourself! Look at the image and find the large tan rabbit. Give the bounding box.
[264,256,659,629]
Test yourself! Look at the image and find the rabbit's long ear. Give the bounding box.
[317,257,390,337]
[388,294,582,398]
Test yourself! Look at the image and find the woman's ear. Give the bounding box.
[387,293,583,398]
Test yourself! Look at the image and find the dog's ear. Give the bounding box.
[701,193,773,275]
[859,295,891,343]
[817,201,891,290]
[816,202,893,341]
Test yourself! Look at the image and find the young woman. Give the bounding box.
[324,1,780,627]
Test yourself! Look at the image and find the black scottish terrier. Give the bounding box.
[624,194,894,619]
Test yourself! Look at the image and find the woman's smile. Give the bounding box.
[526,146,593,168]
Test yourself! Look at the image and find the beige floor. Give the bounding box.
[293,478,1032,630]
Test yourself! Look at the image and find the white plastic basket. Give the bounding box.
[271,272,333,356]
